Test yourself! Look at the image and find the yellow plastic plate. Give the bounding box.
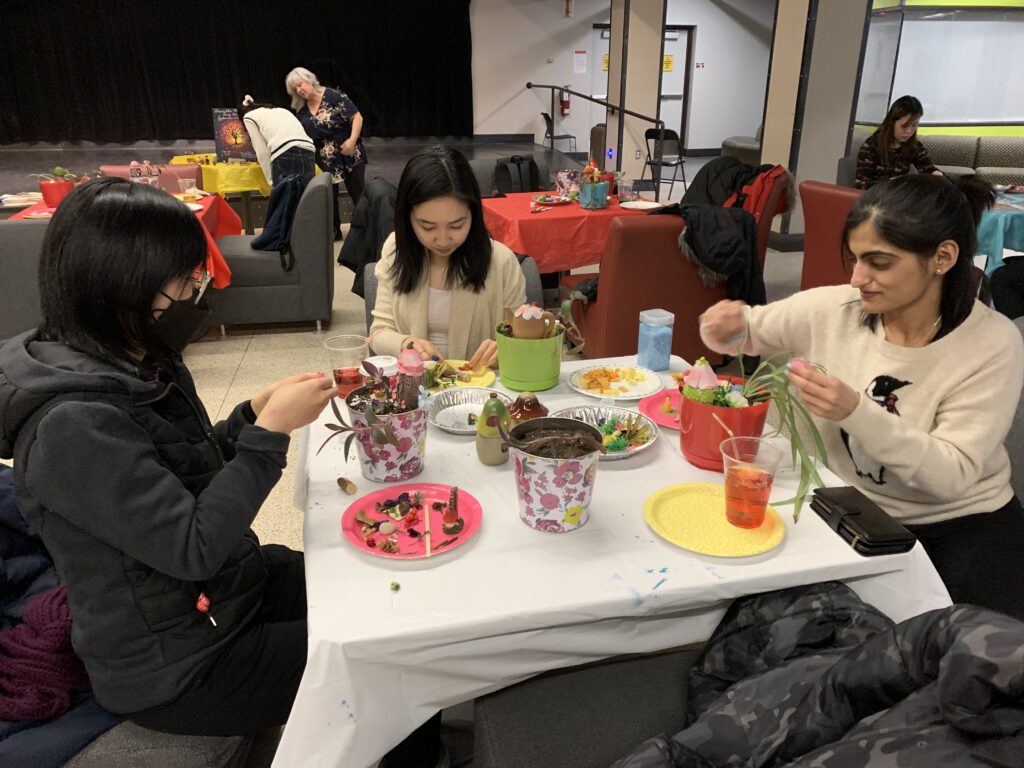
[643,482,785,557]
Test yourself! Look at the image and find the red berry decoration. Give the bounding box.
[195,592,211,613]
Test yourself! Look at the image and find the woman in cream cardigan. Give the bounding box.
[369,146,526,369]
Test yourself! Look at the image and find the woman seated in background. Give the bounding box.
[0,179,335,735]
[237,94,315,188]
[856,95,942,190]
[699,174,1024,620]
[369,145,526,369]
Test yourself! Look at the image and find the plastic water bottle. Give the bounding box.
[637,309,674,371]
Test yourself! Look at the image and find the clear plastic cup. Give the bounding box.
[720,436,783,528]
[324,335,369,397]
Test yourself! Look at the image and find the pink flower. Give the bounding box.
[539,493,561,510]
[552,461,582,487]
[396,436,414,453]
[683,358,719,390]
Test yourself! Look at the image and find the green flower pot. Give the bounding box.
[496,325,563,391]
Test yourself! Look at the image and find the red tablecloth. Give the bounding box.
[11,195,239,288]
[483,192,653,272]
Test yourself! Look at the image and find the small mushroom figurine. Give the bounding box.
[508,391,549,427]
[507,304,557,340]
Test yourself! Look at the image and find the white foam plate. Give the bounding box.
[619,200,662,210]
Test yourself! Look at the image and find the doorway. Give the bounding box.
[590,24,694,148]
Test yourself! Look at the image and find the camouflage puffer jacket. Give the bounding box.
[612,582,1024,768]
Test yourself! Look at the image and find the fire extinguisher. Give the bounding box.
[559,87,571,118]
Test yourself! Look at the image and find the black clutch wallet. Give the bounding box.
[810,487,916,556]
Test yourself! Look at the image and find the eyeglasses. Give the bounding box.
[191,269,212,304]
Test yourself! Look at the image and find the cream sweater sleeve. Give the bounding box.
[368,236,408,358]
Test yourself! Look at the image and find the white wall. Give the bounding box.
[471,0,775,152]
[471,0,611,151]
[665,0,775,149]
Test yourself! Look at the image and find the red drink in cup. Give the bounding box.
[333,367,363,396]
[324,335,369,397]
[719,436,783,529]
[724,467,774,528]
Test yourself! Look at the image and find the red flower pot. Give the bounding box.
[678,376,770,472]
[39,179,75,208]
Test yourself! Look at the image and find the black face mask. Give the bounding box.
[151,293,214,355]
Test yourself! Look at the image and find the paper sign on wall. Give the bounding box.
[574,49,587,74]
[602,53,609,72]
[662,55,674,72]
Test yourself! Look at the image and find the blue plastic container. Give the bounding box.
[637,309,674,371]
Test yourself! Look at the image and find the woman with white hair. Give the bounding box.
[286,66,368,239]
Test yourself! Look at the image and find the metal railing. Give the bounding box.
[527,82,668,201]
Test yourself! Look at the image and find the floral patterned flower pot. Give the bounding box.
[678,376,769,472]
[508,417,602,533]
[579,181,609,210]
[346,388,428,483]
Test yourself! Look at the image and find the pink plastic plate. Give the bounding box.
[638,388,681,430]
[341,483,482,560]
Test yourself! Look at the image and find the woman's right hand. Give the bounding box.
[698,300,750,354]
[255,375,336,435]
[402,337,443,361]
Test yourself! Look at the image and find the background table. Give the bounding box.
[170,153,270,234]
[278,356,951,768]
[979,193,1024,276]
[483,193,655,272]
[12,195,240,288]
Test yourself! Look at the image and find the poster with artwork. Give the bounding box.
[212,108,256,161]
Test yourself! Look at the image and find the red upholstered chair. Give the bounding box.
[799,180,862,291]
[561,215,728,366]
[99,163,204,193]
[752,169,790,271]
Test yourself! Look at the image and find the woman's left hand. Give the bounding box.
[466,339,498,371]
[340,139,356,157]
[786,360,860,422]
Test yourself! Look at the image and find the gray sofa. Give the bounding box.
[838,128,1024,187]
[207,173,335,333]
[0,219,48,341]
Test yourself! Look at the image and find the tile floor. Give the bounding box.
[183,240,804,552]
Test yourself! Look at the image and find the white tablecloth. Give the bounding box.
[276,356,951,768]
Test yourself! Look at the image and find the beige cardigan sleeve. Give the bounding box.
[368,235,527,359]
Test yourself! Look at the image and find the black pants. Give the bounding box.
[332,163,366,235]
[271,146,316,188]
[907,495,1024,621]
[127,545,307,736]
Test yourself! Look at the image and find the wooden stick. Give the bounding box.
[712,412,735,438]
[424,498,432,558]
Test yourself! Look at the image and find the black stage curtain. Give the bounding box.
[0,0,473,143]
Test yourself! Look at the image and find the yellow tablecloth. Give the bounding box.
[170,154,270,197]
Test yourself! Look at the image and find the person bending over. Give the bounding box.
[237,94,315,188]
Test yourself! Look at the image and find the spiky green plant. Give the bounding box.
[739,352,828,521]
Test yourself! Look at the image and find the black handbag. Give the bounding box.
[810,486,916,556]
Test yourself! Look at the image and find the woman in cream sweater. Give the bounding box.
[700,175,1024,619]
[369,146,526,369]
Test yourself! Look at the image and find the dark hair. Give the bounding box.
[391,146,491,294]
[841,174,995,339]
[875,95,923,166]
[237,99,279,121]
[38,178,206,365]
